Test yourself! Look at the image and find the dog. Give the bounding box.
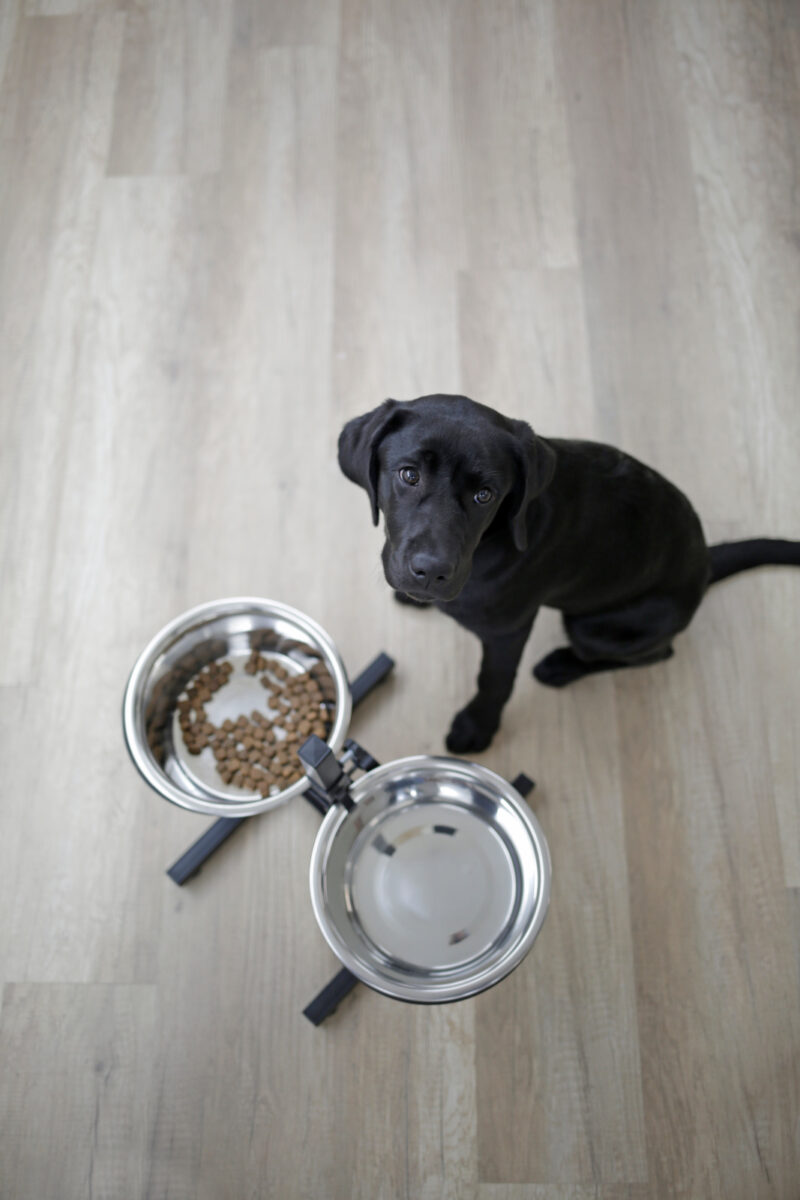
[338,394,800,753]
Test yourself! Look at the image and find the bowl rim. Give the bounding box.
[308,755,551,1003]
[122,596,353,817]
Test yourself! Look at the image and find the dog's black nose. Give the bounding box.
[409,553,454,584]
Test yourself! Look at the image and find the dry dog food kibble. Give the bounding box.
[174,649,335,796]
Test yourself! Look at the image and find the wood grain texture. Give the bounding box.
[453,0,578,271]
[0,0,798,1196]
[0,11,125,685]
[0,983,157,1200]
[235,0,340,48]
[107,0,232,176]
[618,590,800,1200]
[475,682,647,1185]
[24,0,124,17]
[668,0,800,887]
[553,0,748,518]
[478,1188,652,1200]
[0,0,22,90]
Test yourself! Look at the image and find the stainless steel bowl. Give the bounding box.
[123,598,352,817]
[309,757,551,1003]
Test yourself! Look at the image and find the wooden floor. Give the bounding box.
[1,1,799,1197]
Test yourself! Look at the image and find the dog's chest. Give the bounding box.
[436,560,538,637]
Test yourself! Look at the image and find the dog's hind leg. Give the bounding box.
[533,643,674,687]
[533,593,689,688]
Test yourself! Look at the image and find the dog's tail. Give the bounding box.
[708,538,800,584]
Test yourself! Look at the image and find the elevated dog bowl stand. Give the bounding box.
[162,649,538,1026]
[300,747,535,1026]
[165,653,394,885]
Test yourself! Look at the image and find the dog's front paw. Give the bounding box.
[445,703,498,754]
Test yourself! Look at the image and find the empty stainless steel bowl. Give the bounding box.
[123,598,352,817]
[309,757,551,1003]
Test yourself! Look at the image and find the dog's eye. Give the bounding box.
[474,487,494,505]
[399,467,420,486]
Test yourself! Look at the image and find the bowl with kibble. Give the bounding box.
[123,598,352,817]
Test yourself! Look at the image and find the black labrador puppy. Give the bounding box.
[339,394,800,753]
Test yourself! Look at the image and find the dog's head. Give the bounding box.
[338,394,556,603]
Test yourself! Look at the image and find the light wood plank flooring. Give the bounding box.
[1,2,798,1197]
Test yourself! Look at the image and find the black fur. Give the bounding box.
[338,394,800,753]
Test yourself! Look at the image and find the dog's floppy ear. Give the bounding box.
[507,420,556,551]
[338,399,405,526]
